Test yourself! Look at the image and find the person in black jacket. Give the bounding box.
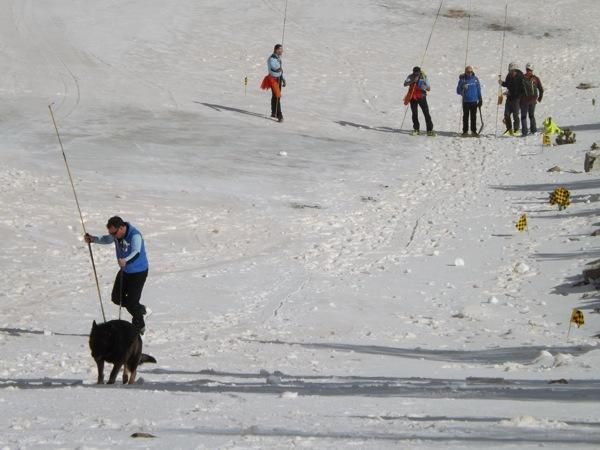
[498,62,525,135]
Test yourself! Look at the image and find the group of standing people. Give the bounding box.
[261,44,544,139]
[500,62,544,136]
[397,62,543,137]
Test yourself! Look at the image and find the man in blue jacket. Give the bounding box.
[456,65,482,136]
[85,216,149,334]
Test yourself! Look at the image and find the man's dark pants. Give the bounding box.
[271,78,283,120]
[462,102,478,134]
[520,102,537,135]
[504,97,521,132]
[111,269,148,330]
[410,98,433,132]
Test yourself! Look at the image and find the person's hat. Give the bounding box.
[508,62,519,71]
[525,62,534,71]
[412,66,421,73]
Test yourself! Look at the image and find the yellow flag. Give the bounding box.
[570,309,585,328]
[515,214,527,232]
[549,187,571,210]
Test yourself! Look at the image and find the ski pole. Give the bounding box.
[275,0,288,121]
[400,0,444,131]
[478,104,484,135]
[48,104,106,322]
[118,269,123,320]
[495,0,509,137]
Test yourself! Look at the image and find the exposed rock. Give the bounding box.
[131,432,156,438]
[585,149,600,172]
[576,83,597,90]
[582,259,600,283]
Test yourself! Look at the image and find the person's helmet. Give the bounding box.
[412,66,421,73]
[525,62,534,71]
[508,62,519,71]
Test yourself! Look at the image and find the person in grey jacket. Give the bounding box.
[260,44,286,122]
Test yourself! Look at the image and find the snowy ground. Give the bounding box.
[1,0,600,448]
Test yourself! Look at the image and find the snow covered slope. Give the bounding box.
[1,0,600,448]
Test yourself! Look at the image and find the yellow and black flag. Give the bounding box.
[570,309,585,328]
[549,187,571,210]
[515,214,528,232]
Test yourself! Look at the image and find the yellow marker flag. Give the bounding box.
[570,309,585,328]
[549,187,571,210]
[542,134,551,146]
[515,214,527,232]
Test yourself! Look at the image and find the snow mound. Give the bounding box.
[533,351,574,368]
[513,262,530,274]
[500,416,568,429]
[280,391,298,399]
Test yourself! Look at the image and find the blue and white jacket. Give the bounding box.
[94,223,148,274]
[456,73,482,104]
[268,54,283,78]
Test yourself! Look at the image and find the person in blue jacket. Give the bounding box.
[456,65,482,136]
[85,216,149,334]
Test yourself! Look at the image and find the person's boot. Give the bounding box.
[132,314,145,335]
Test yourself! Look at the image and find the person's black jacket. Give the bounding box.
[502,69,525,99]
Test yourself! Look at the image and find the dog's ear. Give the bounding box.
[92,320,97,330]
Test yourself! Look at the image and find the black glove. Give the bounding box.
[477,99,483,108]
[281,78,286,88]
[538,96,542,103]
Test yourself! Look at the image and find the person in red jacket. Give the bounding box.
[403,66,435,136]
[520,63,544,135]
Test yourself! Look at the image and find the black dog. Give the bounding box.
[89,320,156,384]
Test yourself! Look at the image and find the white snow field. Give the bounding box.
[1,0,600,448]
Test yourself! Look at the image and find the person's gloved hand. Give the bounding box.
[477,99,483,108]
[84,233,95,244]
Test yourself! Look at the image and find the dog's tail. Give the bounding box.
[140,353,157,364]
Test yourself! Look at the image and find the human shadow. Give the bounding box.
[3,374,600,403]
[0,327,87,337]
[541,209,600,219]
[336,120,401,133]
[244,339,596,364]
[335,120,457,137]
[161,423,600,445]
[348,413,600,428]
[195,102,271,121]
[535,249,600,261]
[490,179,600,192]
[564,123,600,132]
